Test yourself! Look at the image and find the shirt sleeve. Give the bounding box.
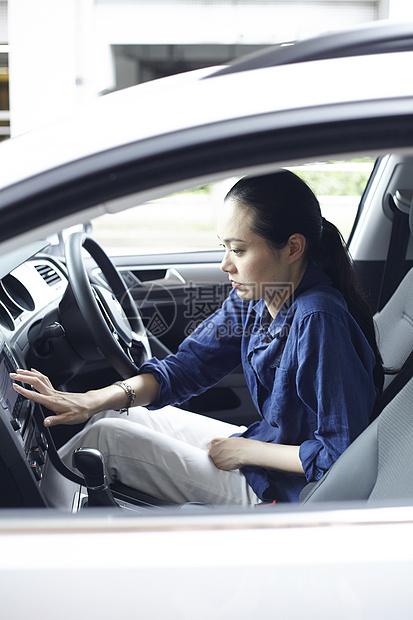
[296,310,376,482]
[139,289,245,409]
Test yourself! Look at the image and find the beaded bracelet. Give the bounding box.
[113,380,136,415]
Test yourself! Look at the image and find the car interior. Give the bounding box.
[0,149,412,514]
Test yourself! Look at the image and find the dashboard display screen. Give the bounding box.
[0,355,18,414]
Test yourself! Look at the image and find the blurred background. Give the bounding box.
[1,1,413,253]
[2,0,413,139]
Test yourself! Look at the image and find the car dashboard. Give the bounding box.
[0,244,84,510]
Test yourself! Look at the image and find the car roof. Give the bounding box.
[212,19,413,75]
[0,22,413,194]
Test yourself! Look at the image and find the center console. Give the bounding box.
[0,334,56,508]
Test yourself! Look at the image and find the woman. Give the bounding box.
[11,170,383,505]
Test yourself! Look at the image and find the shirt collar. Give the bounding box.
[252,262,332,336]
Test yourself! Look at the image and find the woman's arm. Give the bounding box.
[141,290,245,410]
[10,368,160,428]
[207,436,304,475]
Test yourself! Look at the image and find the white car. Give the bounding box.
[1,21,413,618]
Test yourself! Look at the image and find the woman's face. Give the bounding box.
[217,198,305,317]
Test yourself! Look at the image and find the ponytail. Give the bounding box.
[314,218,383,392]
[315,217,363,316]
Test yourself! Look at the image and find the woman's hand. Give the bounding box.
[207,437,250,471]
[10,368,97,428]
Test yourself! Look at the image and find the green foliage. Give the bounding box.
[295,160,375,196]
[296,171,369,196]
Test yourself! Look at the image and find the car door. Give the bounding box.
[348,154,413,314]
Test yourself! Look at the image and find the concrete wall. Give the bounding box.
[5,0,409,137]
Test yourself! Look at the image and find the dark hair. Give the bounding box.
[225,170,383,392]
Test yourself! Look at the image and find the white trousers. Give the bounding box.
[59,406,260,506]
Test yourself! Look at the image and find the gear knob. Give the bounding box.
[72,447,106,489]
[72,448,118,507]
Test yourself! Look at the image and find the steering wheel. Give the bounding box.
[61,231,150,378]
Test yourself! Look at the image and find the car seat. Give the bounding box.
[300,376,413,502]
[300,200,413,504]
[374,267,413,389]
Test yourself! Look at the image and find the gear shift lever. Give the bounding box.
[72,448,118,507]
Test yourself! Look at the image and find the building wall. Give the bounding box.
[0,1,9,140]
[4,0,410,137]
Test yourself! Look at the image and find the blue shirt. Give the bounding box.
[139,262,377,502]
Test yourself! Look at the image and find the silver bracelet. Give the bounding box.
[113,380,136,414]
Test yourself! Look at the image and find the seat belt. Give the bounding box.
[376,194,410,311]
[370,348,413,422]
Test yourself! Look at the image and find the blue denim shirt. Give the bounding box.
[139,262,377,502]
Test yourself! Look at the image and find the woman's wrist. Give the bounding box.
[85,373,160,417]
[241,438,264,468]
[84,384,126,417]
[112,380,136,412]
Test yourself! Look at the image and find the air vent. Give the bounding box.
[0,301,14,331]
[35,263,62,286]
[2,274,35,312]
[0,273,35,329]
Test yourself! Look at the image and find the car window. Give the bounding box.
[92,159,375,256]
[294,159,375,241]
